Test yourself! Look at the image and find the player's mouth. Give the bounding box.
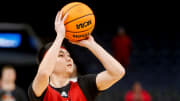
[67,64,72,66]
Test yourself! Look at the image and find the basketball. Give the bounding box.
[60,2,95,42]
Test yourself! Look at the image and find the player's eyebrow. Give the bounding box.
[59,49,70,56]
[59,50,64,54]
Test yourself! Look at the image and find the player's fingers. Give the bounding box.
[58,11,63,22]
[62,12,69,22]
[55,12,59,23]
[89,35,93,39]
[55,11,62,23]
[69,40,78,45]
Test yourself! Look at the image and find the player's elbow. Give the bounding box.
[114,66,126,80]
[120,67,126,77]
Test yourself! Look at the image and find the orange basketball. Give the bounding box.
[60,2,95,42]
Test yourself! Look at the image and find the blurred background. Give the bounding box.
[0,0,180,101]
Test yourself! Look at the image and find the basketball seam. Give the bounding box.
[65,13,94,25]
[63,4,82,17]
[66,26,93,33]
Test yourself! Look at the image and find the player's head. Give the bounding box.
[1,65,16,83]
[117,26,126,35]
[37,42,74,77]
[132,81,142,93]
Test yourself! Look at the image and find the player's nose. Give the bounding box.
[66,56,72,62]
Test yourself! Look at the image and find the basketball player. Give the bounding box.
[28,11,125,101]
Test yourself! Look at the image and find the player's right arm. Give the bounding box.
[32,11,68,97]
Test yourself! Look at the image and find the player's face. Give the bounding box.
[54,48,74,74]
[133,82,142,92]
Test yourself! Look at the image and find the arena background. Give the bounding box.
[0,0,180,101]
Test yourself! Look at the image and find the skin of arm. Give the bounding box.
[71,36,125,91]
[32,11,68,97]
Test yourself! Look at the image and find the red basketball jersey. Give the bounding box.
[43,81,87,101]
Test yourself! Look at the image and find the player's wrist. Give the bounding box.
[86,41,98,50]
[56,33,65,39]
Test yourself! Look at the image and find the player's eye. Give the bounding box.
[58,54,64,57]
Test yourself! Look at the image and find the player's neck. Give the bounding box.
[50,73,70,88]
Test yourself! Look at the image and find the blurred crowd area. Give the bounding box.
[95,29,180,101]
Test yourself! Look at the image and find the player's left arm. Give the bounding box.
[70,36,125,91]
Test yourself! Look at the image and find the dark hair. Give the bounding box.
[37,42,52,64]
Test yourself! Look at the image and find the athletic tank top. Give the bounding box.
[43,81,87,101]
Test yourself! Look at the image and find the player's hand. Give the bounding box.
[70,35,96,48]
[55,11,68,38]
